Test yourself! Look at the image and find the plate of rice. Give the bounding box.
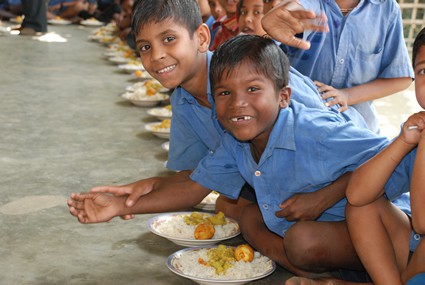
[147,105,172,120]
[126,80,170,94]
[193,191,220,212]
[120,91,169,107]
[145,119,171,139]
[147,211,240,247]
[167,245,276,285]
[161,141,170,152]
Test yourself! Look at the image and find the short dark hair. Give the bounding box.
[210,34,290,93]
[131,0,203,38]
[412,27,425,68]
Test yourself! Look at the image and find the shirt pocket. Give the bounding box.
[353,45,383,83]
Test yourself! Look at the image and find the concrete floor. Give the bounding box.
[0,22,421,285]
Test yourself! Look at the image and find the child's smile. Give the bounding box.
[214,61,289,149]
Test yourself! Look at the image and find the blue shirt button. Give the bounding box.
[414,233,421,241]
[255,170,261,176]
[339,58,344,64]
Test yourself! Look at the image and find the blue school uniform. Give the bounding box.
[281,0,414,133]
[166,51,367,171]
[191,100,389,236]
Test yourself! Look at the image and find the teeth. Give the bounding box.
[158,65,176,74]
[231,116,252,122]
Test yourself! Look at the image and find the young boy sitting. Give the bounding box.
[343,28,425,285]
[69,34,398,279]
[91,0,366,223]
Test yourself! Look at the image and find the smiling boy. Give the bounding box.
[69,34,393,278]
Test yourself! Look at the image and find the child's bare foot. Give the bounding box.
[285,276,363,285]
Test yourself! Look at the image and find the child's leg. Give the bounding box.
[346,196,411,285]
[284,220,363,272]
[238,203,332,277]
[403,239,425,283]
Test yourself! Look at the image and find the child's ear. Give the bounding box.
[196,23,211,52]
[279,86,291,108]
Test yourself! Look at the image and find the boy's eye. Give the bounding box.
[248,86,259,92]
[164,36,176,43]
[239,10,247,16]
[417,68,425,75]
[254,10,263,16]
[216,90,230,96]
[139,44,150,52]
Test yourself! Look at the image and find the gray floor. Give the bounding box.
[1,21,422,285]
[0,23,295,284]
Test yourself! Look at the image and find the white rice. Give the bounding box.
[153,214,239,239]
[172,248,274,279]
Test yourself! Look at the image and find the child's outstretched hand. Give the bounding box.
[315,81,349,112]
[400,111,425,145]
[261,0,329,50]
[68,192,126,224]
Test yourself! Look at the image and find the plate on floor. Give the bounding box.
[80,18,104,26]
[167,245,275,285]
[145,121,171,139]
[48,18,72,25]
[193,191,219,212]
[147,105,172,120]
[161,141,170,152]
[147,212,240,247]
[121,92,169,107]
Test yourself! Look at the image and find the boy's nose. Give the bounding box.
[229,93,248,108]
[151,48,166,61]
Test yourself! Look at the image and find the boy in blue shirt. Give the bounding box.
[69,34,398,278]
[262,0,414,134]
[90,0,366,225]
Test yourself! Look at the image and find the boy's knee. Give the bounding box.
[284,222,326,269]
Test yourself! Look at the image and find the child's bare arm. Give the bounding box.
[342,78,411,106]
[411,133,425,234]
[68,177,210,224]
[276,172,350,221]
[347,112,425,206]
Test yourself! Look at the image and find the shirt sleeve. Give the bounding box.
[191,136,246,199]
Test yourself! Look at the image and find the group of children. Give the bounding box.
[67,0,425,284]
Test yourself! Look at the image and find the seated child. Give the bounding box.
[209,0,239,51]
[69,34,396,277]
[206,0,225,46]
[343,27,425,285]
[237,0,267,36]
[47,0,96,21]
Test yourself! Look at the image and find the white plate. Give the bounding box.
[118,63,145,73]
[147,106,172,120]
[193,192,220,212]
[48,18,72,25]
[126,83,169,94]
[167,246,276,285]
[108,56,129,64]
[144,122,170,139]
[147,212,240,247]
[120,92,169,107]
[161,141,170,152]
[80,19,104,26]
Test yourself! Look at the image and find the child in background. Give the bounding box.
[237,0,267,36]
[206,0,225,45]
[209,0,239,51]
[115,0,134,48]
[47,0,97,21]
[68,34,395,279]
[344,28,425,285]
[262,0,414,134]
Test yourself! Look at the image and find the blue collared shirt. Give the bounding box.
[191,100,389,236]
[281,0,414,133]
[167,51,362,171]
